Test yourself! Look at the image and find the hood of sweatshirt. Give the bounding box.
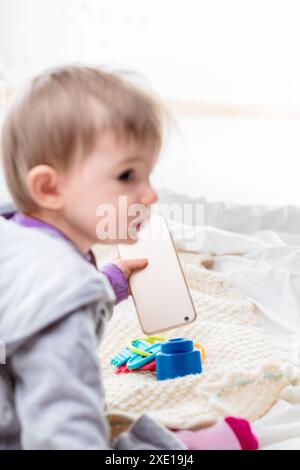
[0,215,116,355]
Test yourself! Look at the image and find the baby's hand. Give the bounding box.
[113,257,148,294]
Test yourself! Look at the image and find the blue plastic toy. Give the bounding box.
[126,342,163,370]
[111,336,164,368]
[111,339,151,367]
[111,346,133,367]
[155,337,202,381]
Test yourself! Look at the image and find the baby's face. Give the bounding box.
[60,131,158,246]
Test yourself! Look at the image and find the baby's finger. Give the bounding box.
[125,258,148,271]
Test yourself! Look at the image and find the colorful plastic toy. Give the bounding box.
[126,341,163,370]
[111,336,164,371]
[111,346,133,368]
[127,336,165,357]
[156,337,202,381]
[111,336,205,378]
[111,337,160,367]
[115,359,156,375]
[194,342,206,362]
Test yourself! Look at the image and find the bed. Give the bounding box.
[1,185,300,449]
[155,188,300,450]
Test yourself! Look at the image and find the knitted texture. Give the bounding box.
[95,244,299,431]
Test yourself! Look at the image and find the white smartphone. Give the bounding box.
[117,212,197,334]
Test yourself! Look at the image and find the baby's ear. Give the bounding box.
[26,164,63,211]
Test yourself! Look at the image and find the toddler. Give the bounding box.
[0,66,258,450]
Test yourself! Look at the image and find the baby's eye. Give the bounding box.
[118,169,135,182]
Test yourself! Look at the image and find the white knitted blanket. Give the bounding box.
[95,242,299,431]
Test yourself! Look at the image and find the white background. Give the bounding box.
[1,0,300,205]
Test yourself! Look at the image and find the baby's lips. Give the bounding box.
[135,207,151,232]
[136,208,151,232]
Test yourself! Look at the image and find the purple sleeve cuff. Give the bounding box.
[99,263,129,305]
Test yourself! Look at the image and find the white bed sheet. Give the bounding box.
[158,188,300,450]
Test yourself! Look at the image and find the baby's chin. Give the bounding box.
[124,236,139,245]
[115,232,140,245]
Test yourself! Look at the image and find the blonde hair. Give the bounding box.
[1,65,163,212]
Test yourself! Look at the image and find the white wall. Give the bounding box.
[1,0,300,206]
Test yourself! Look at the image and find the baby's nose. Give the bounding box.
[140,187,158,206]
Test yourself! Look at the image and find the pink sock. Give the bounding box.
[175,417,259,450]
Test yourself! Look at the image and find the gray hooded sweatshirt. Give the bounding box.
[0,213,186,450]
